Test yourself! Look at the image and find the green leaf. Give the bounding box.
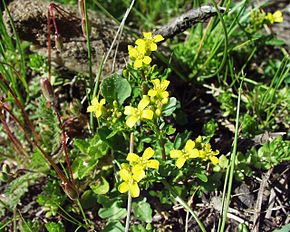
[45,222,65,232]
[98,202,127,220]
[219,155,229,169]
[101,74,131,105]
[196,171,208,182]
[90,176,110,195]
[132,198,152,223]
[97,127,127,152]
[80,190,98,210]
[162,97,177,116]
[103,221,125,232]
[74,156,99,180]
[74,139,90,154]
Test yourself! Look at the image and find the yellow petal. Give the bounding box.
[273,10,283,22]
[143,147,154,160]
[132,168,145,182]
[129,182,140,198]
[176,157,187,169]
[149,42,157,51]
[126,116,139,128]
[160,80,170,90]
[151,79,160,88]
[189,149,200,159]
[121,163,130,170]
[135,39,146,46]
[143,56,152,65]
[134,59,143,69]
[124,106,136,115]
[185,140,195,152]
[128,45,137,58]
[87,105,95,112]
[100,99,106,105]
[91,97,99,105]
[147,160,159,169]
[142,32,152,39]
[170,150,183,158]
[138,97,150,110]
[160,91,169,99]
[153,34,164,42]
[127,152,140,163]
[119,169,131,181]
[148,89,157,97]
[95,110,102,118]
[210,156,219,165]
[118,182,129,193]
[141,109,153,120]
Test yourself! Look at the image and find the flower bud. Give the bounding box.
[40,79,55,102]
[54,34,63,51]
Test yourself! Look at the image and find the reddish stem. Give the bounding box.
[2,101,78,199]
[0,75,41,143]
[53,104,75,185]
[0,110,26,157]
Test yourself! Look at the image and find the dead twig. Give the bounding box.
[154,6,226,40]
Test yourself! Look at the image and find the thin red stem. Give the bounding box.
[53,104,75,185]
[0,75,41,143]
[0,110,26,157]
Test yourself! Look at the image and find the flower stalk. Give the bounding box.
[125,132,134,232]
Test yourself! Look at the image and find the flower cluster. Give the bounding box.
[118,147,159,198]
[170,136,219,169]
[124,78,171,127]
[128,32,164,69]
[248,9,283,33]
[124,96,154,128]
[148,79,170,116]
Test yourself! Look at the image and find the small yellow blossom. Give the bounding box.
[128,45,152,69]
[124,96,154,128]
[118,163,145,198]
[148,79,170,103]
[267,10,283,24]
[199,143,219,165]
[127,147,159,173]
[170,140,200,169]
[87,97,106,118]
[135,32,164,52]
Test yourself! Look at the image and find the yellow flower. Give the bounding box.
[267,10,283,24]
[124,96,154,128]
[170,140,200,169]
[148,79,170,102]
[87,97,106,118]
[199,143,219,165]
[128,45,152,69]
[127,147,159,173]
[135,32,164,52]
[118,164,145,198]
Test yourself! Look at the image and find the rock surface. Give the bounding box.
[3,0,132,76]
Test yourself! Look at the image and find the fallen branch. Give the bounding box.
[154,6,226,39]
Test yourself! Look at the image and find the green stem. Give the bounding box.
[125,192,132,232]
[83,0,93,90]
[125,132,134,232]
[162,180,206,232]
[219,79,243,232]
[199,0,228,79]
[77,199,89,226]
